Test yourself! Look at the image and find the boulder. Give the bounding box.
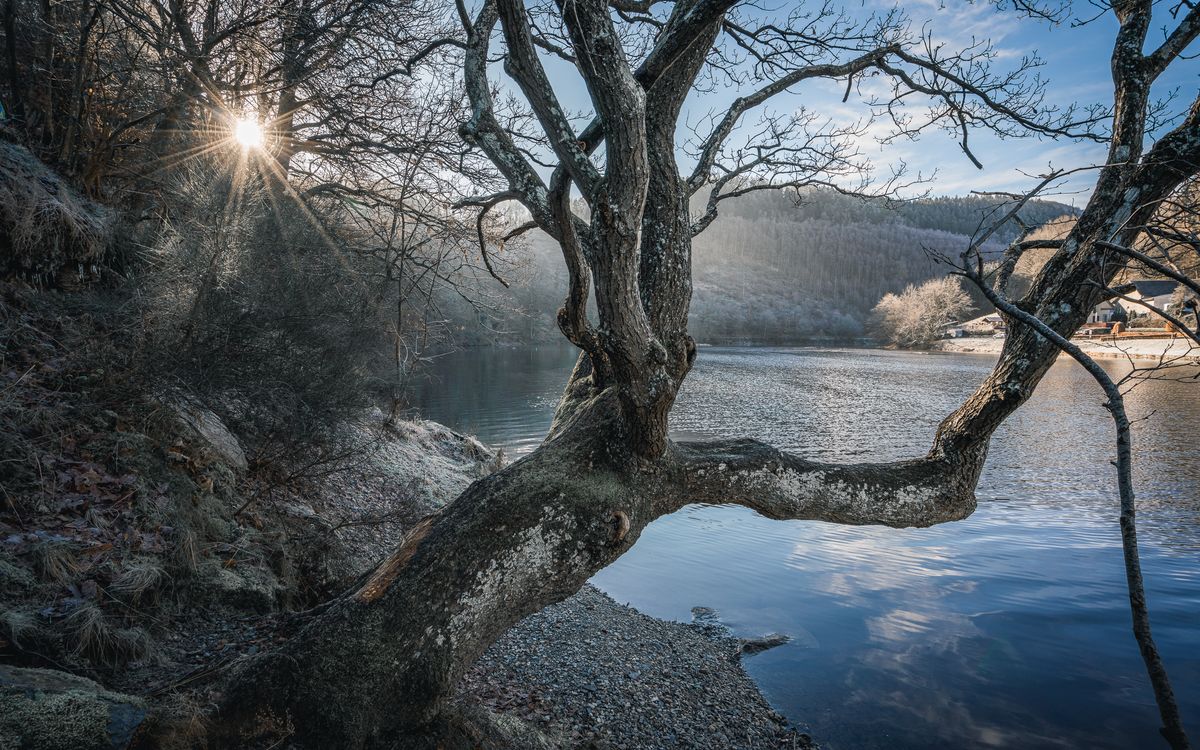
[0,665,146,750]
[739,633,791,656]
[171,399,248,473]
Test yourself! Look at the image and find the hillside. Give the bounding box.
[450,189,1077,345]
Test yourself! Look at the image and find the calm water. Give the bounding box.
[406,345,1200,749]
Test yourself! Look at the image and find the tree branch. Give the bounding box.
[672,439,980,528]
[460,0,557,236]
[1145,4,1200,80]
[687,47,897,193]
[496,0,602,200]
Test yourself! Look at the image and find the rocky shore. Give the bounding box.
[0,291,807,749]
[463,585,809,750]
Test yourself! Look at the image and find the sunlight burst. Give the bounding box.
[233,117,264,149]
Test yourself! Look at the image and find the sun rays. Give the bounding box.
[233,118,265,150]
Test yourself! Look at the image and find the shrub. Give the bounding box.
[870,276,975,347]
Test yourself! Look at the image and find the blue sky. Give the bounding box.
[532,1,1199,204]
[852,0,1198,201]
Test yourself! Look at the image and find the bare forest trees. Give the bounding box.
[1,0,510,408]
[194,2,1200,749]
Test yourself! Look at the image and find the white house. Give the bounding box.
[1121,280,1179,319]
[959,313,1005,335]
[1085,280,1178,322]
[1088,300,1124,323]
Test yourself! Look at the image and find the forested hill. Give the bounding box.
[452,189,1076,346]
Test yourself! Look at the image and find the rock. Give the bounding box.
[689,606,722,628]
[171,398,247,472]
[299,414,502,581]
[739,633,791,656]
[189,559,281,613]
[0,665,146,749]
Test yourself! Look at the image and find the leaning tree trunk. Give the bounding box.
[210,385,670,747]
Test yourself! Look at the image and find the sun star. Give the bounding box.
[233,117,264,149]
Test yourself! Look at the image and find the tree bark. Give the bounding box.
[273,0,305,176]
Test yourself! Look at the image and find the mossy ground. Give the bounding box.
[0,284,296,679]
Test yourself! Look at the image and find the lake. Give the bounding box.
[405,345,1200,749]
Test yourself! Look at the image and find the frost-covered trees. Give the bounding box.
[871,277,975,347]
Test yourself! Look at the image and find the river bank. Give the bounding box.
[2,406,805,748]
[410,344,1200,749]
[935,335,1199,361]
[0,284,802,748]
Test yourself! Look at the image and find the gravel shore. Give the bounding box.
[461,585,811,750]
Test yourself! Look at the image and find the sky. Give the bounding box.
[530,0,1200,205]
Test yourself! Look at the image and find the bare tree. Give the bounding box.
[871,275,975,347]
[197,1,1200,747]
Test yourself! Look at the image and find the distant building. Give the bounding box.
[1085,280,1177,323]
[1088,300,1123,323]
[1123,279,1178,313]
[1078,322,1112,337]
[960,313,1005,335]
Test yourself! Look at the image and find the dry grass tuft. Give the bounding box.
[64,602,113,661]
[171,528,202,574]
[148,692,211,750]
[64,602,151,666]
[110,560,170,604]
[0,608,38,648]
[30,539,81,585]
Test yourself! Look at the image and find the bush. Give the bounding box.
[870,276,975,347]
[137,163,394,473]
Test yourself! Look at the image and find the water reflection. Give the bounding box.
[401,346,577,457]
[411,345,1200,749]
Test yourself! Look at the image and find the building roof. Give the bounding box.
[1128,280,1178,298]
[959,313,1005,330]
